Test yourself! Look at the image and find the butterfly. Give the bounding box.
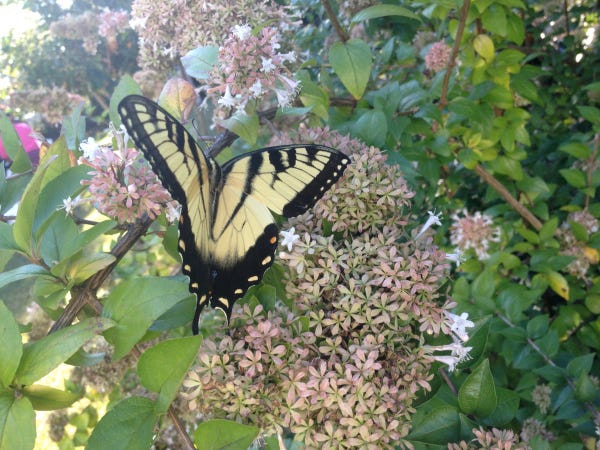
[118,95,349,334]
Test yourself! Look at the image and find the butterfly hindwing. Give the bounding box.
[118,95,348,334]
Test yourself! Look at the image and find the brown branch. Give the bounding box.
[322,0,349,42]
[584,134,599,210]
[473,164,543,231]
[48,215,154,333]
[439,0,471,109]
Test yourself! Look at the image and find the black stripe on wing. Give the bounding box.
[118,95,212,209]
[221,145,349,218]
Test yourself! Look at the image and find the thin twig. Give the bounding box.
[473,164,543,231]
[439,0,471,109]
[322,0,349,42]
[48,215,153,333]
[584,134,599,210]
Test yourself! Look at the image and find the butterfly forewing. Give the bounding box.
[118,95,348,334]
[221,145,349,217]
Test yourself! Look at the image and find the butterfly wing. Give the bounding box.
[118,96,349,333]
[118,95,216,332]
[220,145,349,217]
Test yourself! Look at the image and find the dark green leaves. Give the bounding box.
[0,302,22,389]
[102,277,190,359]
[329,39,372,99]
[86,397,156,450]
[14,318,114,386]
[194,419,259,450]
[0,392,35,450]
[458,359,497,417]
[138,336,202,413]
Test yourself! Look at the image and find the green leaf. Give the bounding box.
[546,270,569,301]
[14,317,114,386]
[181,46,219,79]
[297,74,330,120]
[102,277,190,359]
[351,4,420,22]
[13,156,58,253]
[406,404,460,444]
[219,112,258,146]
[577,105,600,125]
[472,268,495,300]
[110,75,143,127]
[22,384,81,411]
[68,253,116,284]
[86,397,156,450]
[506,11,525,44]
[575,372,597,401]
[0,223,19,253]
[0,265,50,291]
[482,388,519,427]
[0,111,32,174]
[33,165,90,239]
[539,217,558,241]
[352,109,387,148]
[0,392,35,450]
[0,302,22,388]
[559,168,587,189]
[194,419,259,450]
[458,359,497,417]
[137,336,202,413]
[482,5,507,37]
[526,314,549,339]
[329,39,372,99]
[559,142,591,159]
[61,103,86,151]
[566,353,594,378]
[473,34,495,62]
[0,166,31,216]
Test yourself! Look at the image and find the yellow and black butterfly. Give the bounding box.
[118,95,348,334]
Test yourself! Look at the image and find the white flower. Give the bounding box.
[249,79,263,98]
[423,342,472,372]
[415,210,442,239]
[218,86,237,108]
[232,24,252,40]
[60,195,83,215]
[445,311,474,342]
[446,249,465,266]
[79,137,100,160]
[165,202,181,224]
[279,51,296,63]
[275,89,292,108]
[261,56,276,73]
[280,227,300,251]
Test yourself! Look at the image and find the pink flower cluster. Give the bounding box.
[184,129,457,448]
[208,25,300,115]
[449,209,501,260]
[424,41,452,72]
[80,131,179,224]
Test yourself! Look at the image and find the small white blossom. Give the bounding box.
[279,51,296,63]
[232,24,252,40]
[60,195,83,215]
[280,227,300,251]
[275,89,292,108]
[249,79,263,98]
[446,249,465,266]
[423,341,472,372]
[261,56,276,73]
[166,202,181,224]
[445,311,475,342]
[415,210,442,239]
[218,86,237,108]
[79,137,101,160]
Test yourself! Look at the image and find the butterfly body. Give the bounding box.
[118,95,348,333]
